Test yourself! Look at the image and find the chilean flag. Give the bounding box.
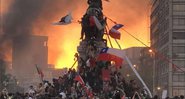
[52,13,72,25]
[97,47,125,68]
[74,74,85,86]
[84,86,94,98]
[109,24,123,39]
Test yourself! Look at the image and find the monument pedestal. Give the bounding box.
[77,39,107,68]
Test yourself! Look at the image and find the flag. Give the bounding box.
[102,68,110,81]
[74,74,85,86]
[84,86,94,98]
[109,28,121,39]
[89,16,104,30]
[35,65,44,79]
[97,47,125,68]
[109,24,124,39]
[112,24,124,30]
[86,57,96,68]
[52,13,72,25]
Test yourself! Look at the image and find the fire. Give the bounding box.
[55,26,81,69]
[2,0,150,69]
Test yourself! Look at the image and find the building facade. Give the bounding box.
[12,35,48,88]
[151,0,185,97]
[139,47,154,94]
[122,47,152,89]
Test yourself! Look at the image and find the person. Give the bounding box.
[36,83,45,98]
[165,96,170,99]
[153,95,159,99]
[28,85,36,97]
[59,91,66,99]
[180,95,184,99]
[174,96,180,99]
[0,88,8,99]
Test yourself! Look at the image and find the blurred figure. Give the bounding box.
[27,85,36,97]
[174,96,180,99]
[153,95,159,99]
[180,95,184,99]
[0,88,8,99]
[36,83,45,98]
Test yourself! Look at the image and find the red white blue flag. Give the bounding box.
[109,24,123,39]
[97,47,125,68]
[74,74,85,86]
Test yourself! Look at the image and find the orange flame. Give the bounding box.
[2,0,150,69]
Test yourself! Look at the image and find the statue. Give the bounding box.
[80,0,106,41]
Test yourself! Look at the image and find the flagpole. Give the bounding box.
[114,39,122,49]
[105,25,113,48]
[35,64,44,83]
[114,38,152,98]
[106,22,152,97]
[125,55,152,98]
[70,60,77,69]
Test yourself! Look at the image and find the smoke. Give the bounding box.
[0,0,81,60]
[1,0,42,60]
[1,0,150,68]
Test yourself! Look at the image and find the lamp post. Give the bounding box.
[148,48,155,96]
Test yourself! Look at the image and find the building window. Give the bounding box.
[173,4,185,12]
[179,74,185,82]
[173,46,185,54]
[173,32,185,39]
[173,73,185,82]
[179,89,185,95]
[173,74,179,82]
[173,18,185,25]
[173,60,185,68]
[173,88,185,96]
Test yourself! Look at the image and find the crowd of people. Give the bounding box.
[0,0,184,98]
[0,64,146,99]
[0,65,184,99]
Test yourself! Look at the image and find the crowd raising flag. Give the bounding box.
[52,13,72,25]
[74,74,85,86]
[97,47,125,69]
[74,74,94,98]
[109,24,124,39]
[35,64,44,80]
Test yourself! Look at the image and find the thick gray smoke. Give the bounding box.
[1,0,43,60]
[0,0,80,89]
[0,0,79,60]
